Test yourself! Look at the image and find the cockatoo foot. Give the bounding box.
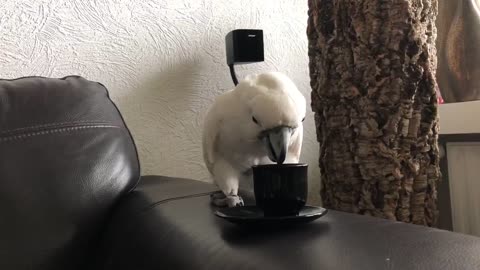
[210,191,226,200]
[210,191,227,207]
[226,195,244,207]
[210,192,244,207]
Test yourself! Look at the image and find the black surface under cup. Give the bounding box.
[252,163,308,217]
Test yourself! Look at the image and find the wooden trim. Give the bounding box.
[439,133,480,144]
[438,143,453,230]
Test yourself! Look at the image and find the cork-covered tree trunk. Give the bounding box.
[307,0,441,226]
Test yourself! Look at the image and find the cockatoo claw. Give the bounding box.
[210,193,244,207]
[226,195,244,207]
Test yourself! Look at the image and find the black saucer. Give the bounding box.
[214,205,328,226]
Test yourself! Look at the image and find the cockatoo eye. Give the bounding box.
[252,116,259,125]
[302,117,306,122]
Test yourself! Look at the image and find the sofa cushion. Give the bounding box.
[0,76,140,269]
[97,177,480,270]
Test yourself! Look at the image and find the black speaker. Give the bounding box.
[226,29,264,65]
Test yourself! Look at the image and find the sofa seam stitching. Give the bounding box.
[0,121,114,135]
[139,192,218,213]
[0,125,121,142]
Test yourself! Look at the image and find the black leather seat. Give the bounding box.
[97,176,480,270]
[2,76,480,270]
[0,76,140,269]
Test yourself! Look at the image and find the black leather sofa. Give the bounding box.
[1,76,480,270]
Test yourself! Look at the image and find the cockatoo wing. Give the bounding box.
[202,107,220,175]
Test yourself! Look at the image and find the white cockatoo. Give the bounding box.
[202,71,307,207]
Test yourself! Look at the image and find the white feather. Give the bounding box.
[202,71,306,199]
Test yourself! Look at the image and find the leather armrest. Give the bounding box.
[93,175,218,269]
[94,175,480,270]
[107,175,218,213]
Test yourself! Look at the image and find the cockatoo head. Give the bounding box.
[236,72,306,164]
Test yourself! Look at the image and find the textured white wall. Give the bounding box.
[0,0,321,203]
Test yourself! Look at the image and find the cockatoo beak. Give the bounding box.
[263,126,292,164]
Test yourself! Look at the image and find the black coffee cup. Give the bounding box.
[252,163,308,217]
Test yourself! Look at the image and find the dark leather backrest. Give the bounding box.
[0,76,140,269]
